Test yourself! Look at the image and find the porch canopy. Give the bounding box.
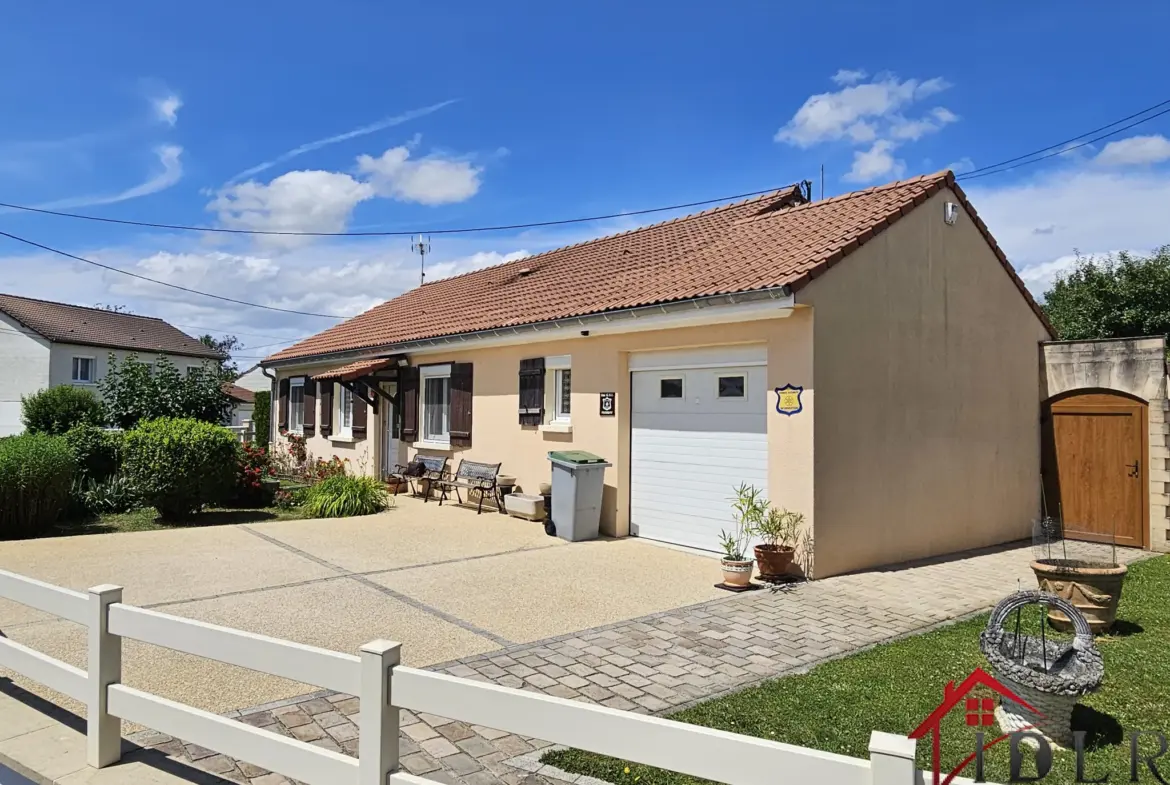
[310,355,406,411]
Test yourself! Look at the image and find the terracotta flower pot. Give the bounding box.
[754,544,795,579]
[1030,559,1128,634]
[720,558,754,588]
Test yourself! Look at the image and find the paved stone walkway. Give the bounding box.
[125,541,1152,785]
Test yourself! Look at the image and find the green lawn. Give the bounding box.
[50,505,304,536]
[542,556,1170,785]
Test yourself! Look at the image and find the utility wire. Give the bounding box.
[956,100,1170,181]
[0,187,788,238]
[0,229,347,319]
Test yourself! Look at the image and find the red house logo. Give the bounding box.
[908,667,1043,785]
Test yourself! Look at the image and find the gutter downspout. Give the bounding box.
[262,366,277,445]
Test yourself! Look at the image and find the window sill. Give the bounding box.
[540,422,573,434]
[329,434,357,444]
[71,381,96,386]
[415,439,453,451]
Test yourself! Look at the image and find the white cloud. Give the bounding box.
[154,94,182,126]
[356,145,482,205]
[775,73,952,147]
[889,107,959,141]
[1094,135,1170,167]
[831,69,868,86]
[225,100,458,184]
[208,170,375,243]
[968,168,1170,297]
[27,145,184,210]
[946,156,975,174]
[844,140,904,183]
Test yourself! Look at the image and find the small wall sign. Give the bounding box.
[775,384,803,416]
[599,392,616,416]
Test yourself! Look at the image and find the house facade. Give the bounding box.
[0,294,225,436]
[263,171,1054,577]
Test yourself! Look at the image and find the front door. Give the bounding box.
[1045,392,1147,548]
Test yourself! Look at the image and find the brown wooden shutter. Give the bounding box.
[450,363,473,447]
[278,377,289,430]
[303,379,317,436]
[400,367,419,442]
[320,382,333,437]
[519,358,545,426]
[352,383,368,440]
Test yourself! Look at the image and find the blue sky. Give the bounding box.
[1,2,1169,362]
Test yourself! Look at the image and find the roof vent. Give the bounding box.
[517,268,533,278]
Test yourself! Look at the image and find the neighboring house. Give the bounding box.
[223,383,256,427]
[0,293,225,436]
[262,171,1055,578]
[233,363,273,395]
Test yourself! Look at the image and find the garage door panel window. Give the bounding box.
[718,375,745,399]
[660,378,683,398]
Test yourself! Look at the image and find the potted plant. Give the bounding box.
[720,484,764,587]
[754,506,803,579]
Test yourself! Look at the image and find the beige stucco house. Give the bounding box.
[263,171,1055,577]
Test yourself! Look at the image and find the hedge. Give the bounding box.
[122,418,239,519]
[21,385,105,435]
[0,434,76,538]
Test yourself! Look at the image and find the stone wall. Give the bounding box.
[1041,336,1169,552]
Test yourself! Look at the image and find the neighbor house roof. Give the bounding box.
[222,383,256,404]
[0,293,224,359]
[266,171,1051,364]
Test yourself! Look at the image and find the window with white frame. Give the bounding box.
[546,355,571,423]
[71,356,95,383]
[336,384,354,437]
[421,364,452,444]
[187,365,202,379]
[289,378,305,434]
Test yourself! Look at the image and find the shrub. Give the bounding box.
[301,475,389,518]
[253,390,271,450]
[230,443,274,508]
[273,487,305,510]
[21,386,105,435]
[0,434,76,538]
[304,456,348,484]
[123,418,239,519]
[100,354,231,429]
[64,424,121,481]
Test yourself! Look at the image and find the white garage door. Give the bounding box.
[630,348,768,552]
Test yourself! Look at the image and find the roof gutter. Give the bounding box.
[264,285,794,369]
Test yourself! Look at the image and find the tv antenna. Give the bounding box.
[412,235,431,286]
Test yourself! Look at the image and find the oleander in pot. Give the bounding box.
[719,484,763,587]
[754,506,803,580]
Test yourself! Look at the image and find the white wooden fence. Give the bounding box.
[0,567,923,785]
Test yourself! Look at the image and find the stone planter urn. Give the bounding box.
[980,591,1104,749]
[1031,559,1127,634]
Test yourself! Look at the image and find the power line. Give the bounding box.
[0,187,790,238]
[0,229,346,319]
[956,100,1170,181]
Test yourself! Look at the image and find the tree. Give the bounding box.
[199,334,241,378]
[95,303,134,314]
[1042,246,1170,340]
[99,354,232,429]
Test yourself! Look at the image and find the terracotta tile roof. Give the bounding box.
[0,293,224,359]
[311,357,394,381]
[222,383,255,404]
[266,172,1050,363]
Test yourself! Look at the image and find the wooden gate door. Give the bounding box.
[1044,392,1148,548]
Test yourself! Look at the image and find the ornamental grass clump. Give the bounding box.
[302,475,390,518]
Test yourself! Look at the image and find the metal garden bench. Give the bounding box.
[435,460,503,514]
[389,455,449,501]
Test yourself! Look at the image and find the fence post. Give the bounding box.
[87,584,123,768]
[360,640,401,785]
[869,731,917,784]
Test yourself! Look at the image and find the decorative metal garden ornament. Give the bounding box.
[980,590,1104,748]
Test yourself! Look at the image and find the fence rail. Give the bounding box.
[0,566,921,785]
